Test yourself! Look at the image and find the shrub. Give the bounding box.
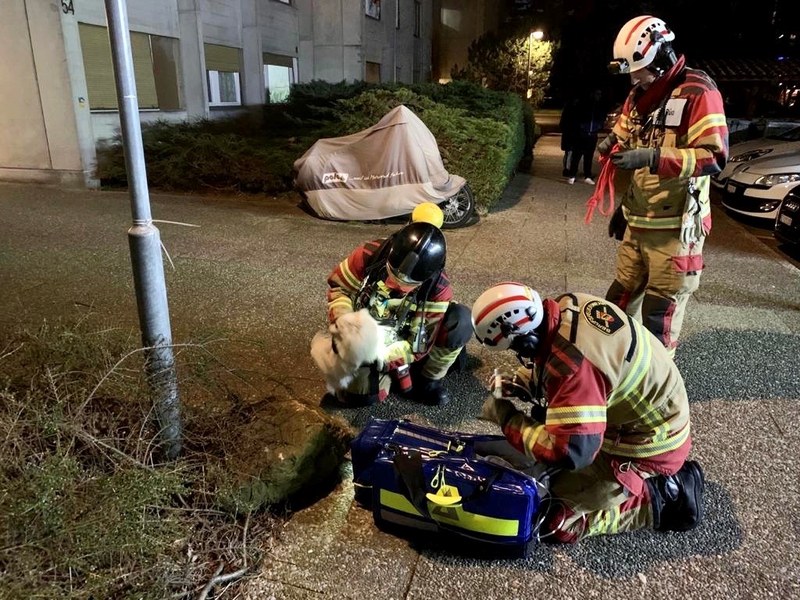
[94,81,530,212]
[330,84,527,211]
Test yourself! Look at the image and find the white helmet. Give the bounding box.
[610,16,675,74]
[471,282,543,351]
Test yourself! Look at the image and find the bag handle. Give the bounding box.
[392,449,500,515]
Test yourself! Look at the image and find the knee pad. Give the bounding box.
[606,280,633,310]
[641,293,677,348]
[437,302,473,348]
[340,390,379,407]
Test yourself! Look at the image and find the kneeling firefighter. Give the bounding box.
[325,219,471,406]
[472,282,705,542]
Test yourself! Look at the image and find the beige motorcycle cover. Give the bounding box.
[293,105,466,220]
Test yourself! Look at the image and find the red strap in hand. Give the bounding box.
[584,145,620,225]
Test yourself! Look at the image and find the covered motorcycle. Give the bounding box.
[293,105,475,228]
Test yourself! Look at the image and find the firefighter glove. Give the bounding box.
[480,396,517,426]
[597,132,618,156]
[383,340,413,372]
[608,205,627,240]
[610,148,657,171]
[530,400,547,424]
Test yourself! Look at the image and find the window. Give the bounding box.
[78,23,180,110]
[204,43,242,106]
[273,0,291,3]
[366,61,381,83]
[395,0,400,29]
[414,1,421,37]
[366,0,380,20]
[263,53,296,103]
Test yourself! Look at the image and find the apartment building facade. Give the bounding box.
[2,0,433,188]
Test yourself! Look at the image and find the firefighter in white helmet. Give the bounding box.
[598,16,728,356]
[472,282,704,542]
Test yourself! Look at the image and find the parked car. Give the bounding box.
[712,124,800,190]
[774,189,800,246]
[721,151,800,224]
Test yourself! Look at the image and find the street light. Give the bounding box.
[526,30,544,100]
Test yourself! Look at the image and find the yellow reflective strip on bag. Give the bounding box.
[380,490,521,538]
[380,489,424,516]
[427,504,520,537]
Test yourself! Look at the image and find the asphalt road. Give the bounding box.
[1,133,798,600]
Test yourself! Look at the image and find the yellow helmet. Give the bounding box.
[411,202,444,228]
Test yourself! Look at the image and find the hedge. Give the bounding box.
[95,81,533,212]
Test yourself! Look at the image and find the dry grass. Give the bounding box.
[0,318,284,599]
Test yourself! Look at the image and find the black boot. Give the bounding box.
[647,460,705,532]
[414,376,450,406]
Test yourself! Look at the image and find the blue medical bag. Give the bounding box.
[351,418,546,556]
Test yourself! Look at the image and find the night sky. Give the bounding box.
[507,0,800,104]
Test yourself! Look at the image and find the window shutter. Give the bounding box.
[79,23,116,109]
[78,23,157,110]
[130,31,158,109]
[262,52,293,68]
[204,44,241,72]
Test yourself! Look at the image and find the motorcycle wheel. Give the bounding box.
[440,183,476,229]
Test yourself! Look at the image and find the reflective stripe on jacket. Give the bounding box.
[613,67,728,231]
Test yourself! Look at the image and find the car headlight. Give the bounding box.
[730,148,773,162]
[753,173,800,186]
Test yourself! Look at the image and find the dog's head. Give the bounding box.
[310,309,384,393]
[329,309,383,370]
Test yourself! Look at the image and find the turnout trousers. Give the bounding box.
[543,453,657,543]
[606,227,705,355]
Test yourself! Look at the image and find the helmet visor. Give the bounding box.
[386,262,421,292]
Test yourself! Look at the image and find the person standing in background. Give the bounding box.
[563,89,605,185]
[559,98,577,178]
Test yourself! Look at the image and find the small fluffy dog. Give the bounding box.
[310,309,384,394]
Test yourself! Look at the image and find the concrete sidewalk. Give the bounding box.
[1,133,799,599]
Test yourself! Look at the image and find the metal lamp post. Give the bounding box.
[104,0,182,459]
[526,29,544,100]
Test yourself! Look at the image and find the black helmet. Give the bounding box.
[386,222,446,285]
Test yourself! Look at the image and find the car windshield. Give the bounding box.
[768,126,800,141]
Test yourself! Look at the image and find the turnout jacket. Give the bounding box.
[326,237,453,364]
[497,293,692,476]
[613,55,728,232]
